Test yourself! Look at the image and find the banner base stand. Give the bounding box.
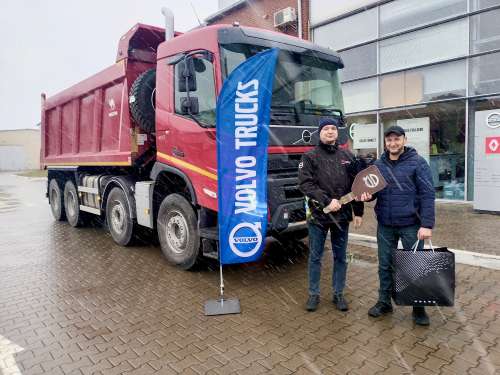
[204,298,240,316]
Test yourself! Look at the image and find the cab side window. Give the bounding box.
[174,56,216,126]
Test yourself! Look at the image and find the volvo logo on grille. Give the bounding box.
[363,174,380,188]
[301,130,312,144]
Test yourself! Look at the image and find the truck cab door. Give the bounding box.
[157,53,218,211]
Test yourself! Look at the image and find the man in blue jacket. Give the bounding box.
[367,125,435,326]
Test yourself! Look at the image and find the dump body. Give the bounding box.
[41,24,165,167]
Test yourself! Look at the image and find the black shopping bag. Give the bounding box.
[392,241,455,306]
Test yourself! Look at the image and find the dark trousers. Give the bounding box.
[376,223,423,304]
[308,221,349,296]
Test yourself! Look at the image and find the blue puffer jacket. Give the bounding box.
[374,147,435,229]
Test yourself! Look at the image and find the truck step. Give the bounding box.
[201,238,219,260]
[200,227,218,240]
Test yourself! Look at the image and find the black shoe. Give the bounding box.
[368,301,393,317]
[333,294,349,311]
[412,306,430,326]
[306,295,320,311]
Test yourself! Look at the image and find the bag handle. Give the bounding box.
[412,239,435,253]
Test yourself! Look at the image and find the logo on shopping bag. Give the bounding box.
[363,174,380,188]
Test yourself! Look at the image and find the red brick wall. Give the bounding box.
[207,0,310,40]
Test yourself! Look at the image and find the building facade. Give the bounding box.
[0,129,41,171]
[310,0,500,203]
[206,0,310,40]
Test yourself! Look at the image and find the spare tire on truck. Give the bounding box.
[129,68,156,134]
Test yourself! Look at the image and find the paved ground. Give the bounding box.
[1,173,500,374]
[351,201,500,256]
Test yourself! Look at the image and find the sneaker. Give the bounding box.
[306,295,320,311]
[412,306,430,326]
[368,301,393,317]
[333,294,349,311]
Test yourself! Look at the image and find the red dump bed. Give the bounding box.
[41,24,165,168]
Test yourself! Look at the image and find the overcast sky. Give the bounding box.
[0,0,218,130]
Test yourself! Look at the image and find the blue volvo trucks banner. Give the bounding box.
[216,48,279,265]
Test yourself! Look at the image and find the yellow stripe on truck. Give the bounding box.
[157,152,218,181]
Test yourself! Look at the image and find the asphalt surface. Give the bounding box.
[0,172,499,374]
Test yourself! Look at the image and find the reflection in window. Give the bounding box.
[380,60,466,108]
[174,57,216,125]
[380,101,466,200]
[470,51,500,96]
[379,19,468,73]
[470,0,500,11]
[471,8,500,54]
[312,8,377,51]
[339,43,377,82]
[380,0,467,36]
[342,78,378,114]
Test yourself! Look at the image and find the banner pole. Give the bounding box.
[219,261,224,302]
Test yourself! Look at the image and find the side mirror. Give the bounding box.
[180,96,199,115]
[178,58,197,92]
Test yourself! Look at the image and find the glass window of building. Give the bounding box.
[345,113,378,165]
[380,60,467,108]
[312,7,377,51]
[380,0,467,36]
[338,43,377,82]
[379,19,468,73]
[470,51,500,96]
[470,0,500,11]
[471,8,500,54]
[380,101,466,200]
[342,77,378,114]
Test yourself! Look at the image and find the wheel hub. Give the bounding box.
[165,211,188,254]
[110,201,125,234]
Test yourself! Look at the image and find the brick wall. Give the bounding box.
[207,0,310,40]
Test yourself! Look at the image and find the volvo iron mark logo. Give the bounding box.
[229,222,263,258]
[363,174,380,189]
[301,130,312,144]
[486,112,500,129]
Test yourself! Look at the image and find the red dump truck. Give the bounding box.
[41,16,345,269]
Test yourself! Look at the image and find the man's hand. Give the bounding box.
[327,199,341,212]
[418,227,432,240]
[357,192,372,202]
[353,216,362,228]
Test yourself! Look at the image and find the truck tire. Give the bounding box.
[129,69,156,134]
[64,180,86,227]
[157,194,200,270]
[105,187,134,246]
[49,179,66,221]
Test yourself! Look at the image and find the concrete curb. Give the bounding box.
[349,233,500,270]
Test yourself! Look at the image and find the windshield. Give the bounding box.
[220,43,344,121]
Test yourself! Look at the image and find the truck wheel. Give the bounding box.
[157,194,200,270]
[129,69,156,134]
[49,179,66,221]
[64,181,86,227]
[106,187,134,246]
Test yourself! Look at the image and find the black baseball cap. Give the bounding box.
[384,125,406,137]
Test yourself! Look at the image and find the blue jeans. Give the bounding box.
[377,224,423,304]
[308,221,349,296]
